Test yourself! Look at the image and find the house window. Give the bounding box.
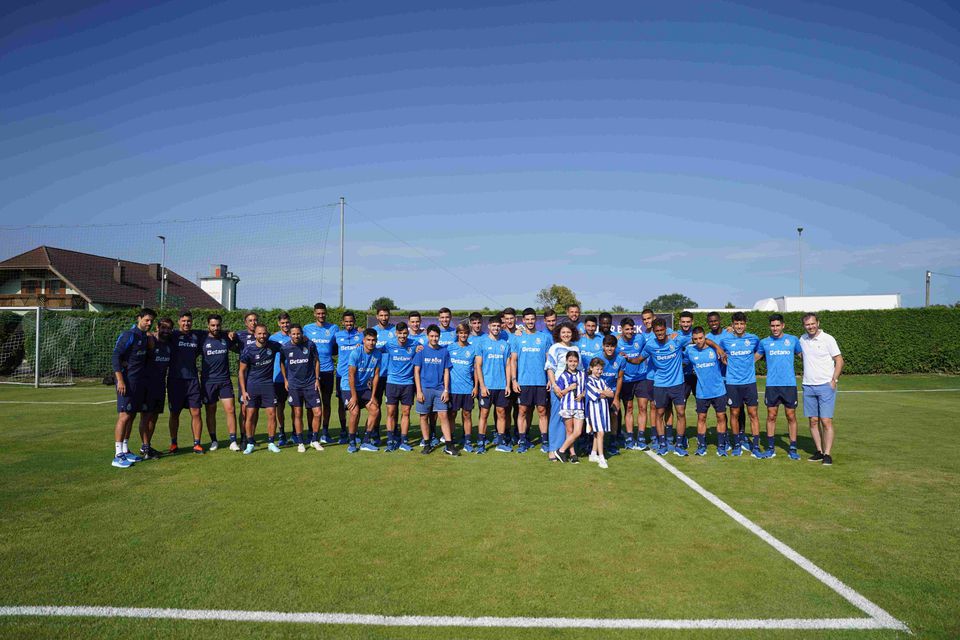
[21,279,40,295]
[45,279,64,295]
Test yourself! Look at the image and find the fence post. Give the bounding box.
[34,306,41,388]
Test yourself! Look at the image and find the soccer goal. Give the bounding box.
[0,307,96,387]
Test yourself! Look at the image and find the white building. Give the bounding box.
[751,294,901,312]
[199,265,240,311]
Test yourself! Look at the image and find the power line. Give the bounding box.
[345,203,502,308]
[0,204,340,230]
[930,271,960,278]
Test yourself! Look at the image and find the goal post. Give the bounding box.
[0,306,91,387]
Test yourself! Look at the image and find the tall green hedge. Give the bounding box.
[10,306,960,379]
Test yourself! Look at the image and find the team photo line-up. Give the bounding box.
[110,303,844,469]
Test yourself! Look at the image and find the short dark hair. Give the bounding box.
[342,311,356,320]
[692,326,705,335]
[584,315,598,324]
[502,307,516,316]
[138,308,156,319]
[567,303,580,311]
[289,323,303,331]
[376,305,391,313]
[602,334,618,347]
[552,322,580,344]
[427,324,441,335]
[488,314,502,324]
[543,308,557,319]
[395,321,408,332]
[179,310,192,319]
[313,302,327,311]
[731,311,747,322]
[438,307,452,315]
[207,314,222,323]
[243,311,259,321]
[652,318,667,329]
[278,312,291,321]
[589,357,605,369]
[621,317,635,328]
[768,313,785,323]
[522,307,537,317]
[408,311,421,320]
[468,312,482,322]
[641,308,654,316]
[253,323,268,331]
[707,311,721,320]
[158,317,174,329]
[363,328,377,339]
[598,312,612,322]
[565,351,580,361]
[679,311,693,320]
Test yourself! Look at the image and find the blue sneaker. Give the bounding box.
[741,439,751,453]
[725,442,733,454]
[636,439,649,451]
[111,455,133,468]
[347,441,359,453]
[492,433,502,446]
[463,441,476,453]
[765,447,777,459]
[276,434,287,447]
[430,437,440,447]
[695,444,707,456]
[496,443,513,453]
[751,447,764,459]
[398,441,413,452]
[606,446,620,457]
[732,446,743,457]
[673,445,688,457]
[667,441,676,454]
[788,448,800,461]
[716,446,727,457]
[476,440,487,454]
[319,432,332,445]
[656,444,669,456]
[360,441,379,452]
[516,439,529,453]
[337,432,350,445]
[268,442,281,453]
[243,443,255,455]
[123,452,143,462]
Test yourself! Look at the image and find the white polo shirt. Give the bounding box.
[799,330,841,385]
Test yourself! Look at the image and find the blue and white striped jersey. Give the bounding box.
[556,370,585,412]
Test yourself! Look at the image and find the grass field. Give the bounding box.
[1,375,958,639]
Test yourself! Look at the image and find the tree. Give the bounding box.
[724,301,736,309]
[611,304,627,313]
[643,293,698,311]
[536,284,580,312]
[369,296,396,311]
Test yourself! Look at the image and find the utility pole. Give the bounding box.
[339,196,345,308]
[797,227,804,296]
[157,235,167,309]
[925,270,932,307]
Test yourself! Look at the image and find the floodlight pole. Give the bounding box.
[339,196,345,308]
[925,270,931,307]
[797,227,804,296]
[158,235,167,309]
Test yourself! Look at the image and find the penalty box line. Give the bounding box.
[645,451,910,633]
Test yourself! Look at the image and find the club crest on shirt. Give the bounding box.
[709,351,715,360]
[669,343,675,352]
[784,339,791,346]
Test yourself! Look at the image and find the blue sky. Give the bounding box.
[2,0,959,310]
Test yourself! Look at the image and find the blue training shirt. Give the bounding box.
[169,329,206,380]
[302,322,339,372]
[334,329,362,379]
[447,342,478,395]
[717,332,760,385]
[683,344,726,399]
[413,345,450,390]
[758,334,802,387]
[383,339,418,385]
[709,328,731,378]
[201,333,236,382]
[476,334,511,390]
[407,330,429,347]
[510,330,550,386]
[270,331,292,382]
[112,327,149,380]
[342,347,381,391]
[677,328,695,374]
[600,353,626,391]
[148,339,172,386]
[241,340,284,387]
[641,333,692,388]
[438,327,457,347]
[280,340,318,389]
[577,333,604,365]
[617,335,646,382]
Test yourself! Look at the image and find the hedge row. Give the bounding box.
[9,306,960,379]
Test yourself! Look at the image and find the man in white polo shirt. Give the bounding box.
[799,313,844,466]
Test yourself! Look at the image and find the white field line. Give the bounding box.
[646,452,909,633]
[0,400,113,405]
[834,388,960,393]
[0,606,905,630]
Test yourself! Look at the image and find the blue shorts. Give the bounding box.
[168,377,201,413]
[202,379,234,405]
[273,381,288,405]
[117,379,147,414]
[385,382,415,406]
[450,393,474,412]
[683,374,698,400]
[765,385,799,409]
[318,370,335,398]
[478,388,509,409]
[346,387,373,407]
[653,384,685,408]
[144,383,166,414]
[374,376,388,403]
[636,379,655,401]
[518,385,548,407]
[803,383,836,419]
[289,386,322,409]
[246,384,277,409]
[725,383,759,408]
[696,395,727,414]
[416,387,449,414]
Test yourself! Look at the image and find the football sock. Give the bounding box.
[229,433,237,442]
[752,435,760,449]
[193,439,201,447]
[789,440,798,449]
[121,439,129,454]
[267,436,275,444]
[767,436,775,450]
[115,442,123,456]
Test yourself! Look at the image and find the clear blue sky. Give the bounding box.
[2,0,959,310]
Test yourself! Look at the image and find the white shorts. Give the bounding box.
[560,409,584,420]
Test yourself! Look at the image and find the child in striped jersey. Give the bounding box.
[585,357,614,469]
[555,351,585,463]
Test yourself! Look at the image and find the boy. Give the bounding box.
[413,325,458,456]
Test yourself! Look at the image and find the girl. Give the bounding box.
[585,357,614,469]
[554,351,585,463]
[545,323,581,461]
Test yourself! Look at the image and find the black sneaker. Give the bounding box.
[421,443,434,455]
[444,444,460,457]
[569,454,580,464]
[822,454,833,466]
[555,450,568,463]
[141,446,164,460]
[809,451,824,462]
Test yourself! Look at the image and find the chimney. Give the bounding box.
[148,263,161,281]
[113,260,125,284]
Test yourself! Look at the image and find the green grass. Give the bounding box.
[1,375,958,639]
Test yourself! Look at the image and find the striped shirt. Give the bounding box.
[585,375,611,432]
[556,370,585,412]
